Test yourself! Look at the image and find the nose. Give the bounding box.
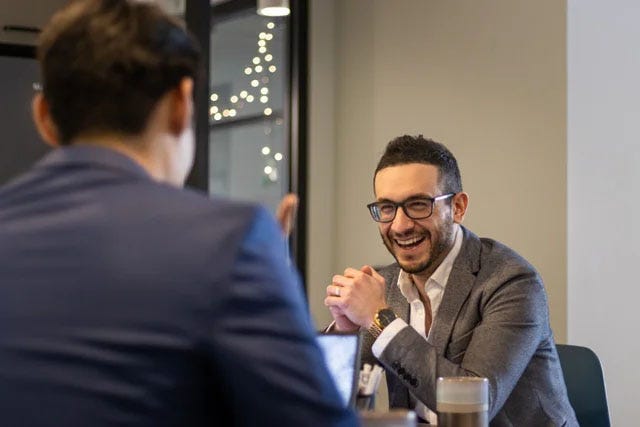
[390,206,415,233]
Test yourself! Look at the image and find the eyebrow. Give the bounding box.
[375,194,434,203]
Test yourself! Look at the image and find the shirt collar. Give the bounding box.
[397,224,463,297]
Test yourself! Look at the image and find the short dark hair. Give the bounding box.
[374,135,463,193]
[37,0,201,144]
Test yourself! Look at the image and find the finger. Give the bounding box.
[332,275,352,287]
[343,267,362,277]
[275,193,299,236]
[325,285,341,297]
[324,295,342,307]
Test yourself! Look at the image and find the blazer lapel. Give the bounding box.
[430,226,482,355]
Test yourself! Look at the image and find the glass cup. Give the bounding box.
[436,377,488,427]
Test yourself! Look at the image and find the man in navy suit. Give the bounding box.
[0,1,356,426]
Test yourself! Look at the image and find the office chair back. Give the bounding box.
[556,344,611,427]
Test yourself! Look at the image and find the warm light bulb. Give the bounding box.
[264,107,273,116]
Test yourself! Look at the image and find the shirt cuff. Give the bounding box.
[322,320,336,333]
[371,318,408,358]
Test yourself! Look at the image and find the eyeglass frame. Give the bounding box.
[366,192,456,223]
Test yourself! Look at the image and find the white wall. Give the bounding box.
[308,0,568,339]
[568,1,640,424]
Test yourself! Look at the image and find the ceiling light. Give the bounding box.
[257,0,290,17]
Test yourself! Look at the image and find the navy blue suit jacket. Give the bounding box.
[0,146,356,426]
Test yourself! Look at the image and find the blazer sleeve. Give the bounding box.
[205,206,357,427]
[377,269,548,419]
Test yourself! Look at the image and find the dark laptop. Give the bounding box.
[315,332,362,408]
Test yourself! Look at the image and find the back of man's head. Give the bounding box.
[375,134,463,194]
[37,0,201,145]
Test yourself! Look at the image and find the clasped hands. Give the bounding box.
[275,194,387,332]
[324,265,387,332]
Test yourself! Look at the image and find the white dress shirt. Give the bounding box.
[372,224,463,424]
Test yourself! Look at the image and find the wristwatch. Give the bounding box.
[368,307,397,338]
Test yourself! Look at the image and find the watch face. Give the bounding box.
[377,308,397,328]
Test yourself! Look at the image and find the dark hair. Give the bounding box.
[37,0,201,144]
[374,135,463,193]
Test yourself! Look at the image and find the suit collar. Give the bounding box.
[429,225,481,354]
[36,145,152,181]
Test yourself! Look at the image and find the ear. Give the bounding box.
[32,93,61,147]
[452,192,469,224]
[168,77,194,136]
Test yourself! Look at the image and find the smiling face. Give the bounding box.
[374,163,467,280]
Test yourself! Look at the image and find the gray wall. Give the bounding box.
[568,0,639,424]
[308,0,568,341]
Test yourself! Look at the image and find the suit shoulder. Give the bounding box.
[477,236,541,282]
[136,182,263,223]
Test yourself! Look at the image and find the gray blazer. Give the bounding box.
[361,226,578,426]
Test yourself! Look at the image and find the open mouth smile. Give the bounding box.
[394,235,426,249]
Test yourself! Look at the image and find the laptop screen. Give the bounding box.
[315,332,361,408]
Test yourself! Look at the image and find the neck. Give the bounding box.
[71,133,173,184]
[410,224,460,288]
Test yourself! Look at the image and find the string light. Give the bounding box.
[209,19,282,148]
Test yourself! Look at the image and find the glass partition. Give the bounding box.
[209,10,289,213]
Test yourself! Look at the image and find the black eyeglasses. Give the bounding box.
[366,193,456,223]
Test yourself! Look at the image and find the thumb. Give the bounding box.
[362,264,384,283]
[360,265,374,276]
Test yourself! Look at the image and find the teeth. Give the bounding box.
[395,236,422,246]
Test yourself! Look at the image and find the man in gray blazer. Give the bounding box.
[325,135,577,426]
